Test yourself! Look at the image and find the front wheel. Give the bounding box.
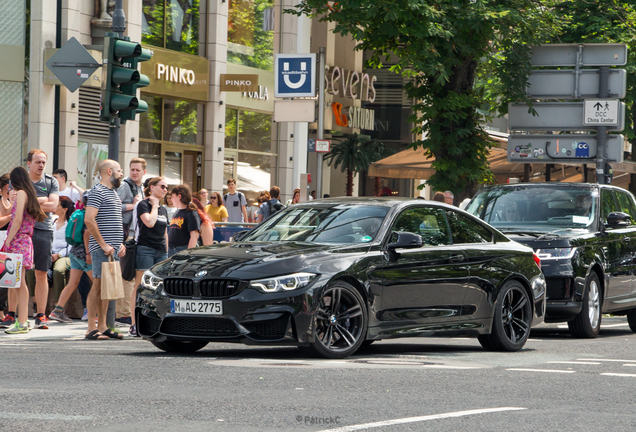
[309,281,367,359]
[151,339,208,353]
[568,272,602,338]
[627,308,636,332]
[479,281,532,352]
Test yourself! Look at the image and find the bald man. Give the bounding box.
[84,160,126,340]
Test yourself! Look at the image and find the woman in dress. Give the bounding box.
[204,192,228,223]
[3,167,46,334]
[0,173,12,325]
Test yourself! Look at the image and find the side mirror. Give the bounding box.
[387,231,423,250]
[231,230,250,242]
[606,212,631,227]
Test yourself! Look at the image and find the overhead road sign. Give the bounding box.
[275,53,316,98]
[508,102,625,132]
[508,134,624,164]
[530,44,627,67]
[583,99,620,126]
[45,37,100,93]
[527,69,626,99]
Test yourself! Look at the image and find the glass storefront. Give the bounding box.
[142,0,206,56]
[224,108,276,198]
[227,0,274,71]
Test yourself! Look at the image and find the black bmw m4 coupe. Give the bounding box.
[136,198,546,358]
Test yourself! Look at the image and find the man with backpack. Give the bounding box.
[224,178,247,223]
[115,158,146,327]
[258,186,285,223]
[27,149,60,329]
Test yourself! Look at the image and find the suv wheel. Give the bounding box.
[568,272,601,338]
[627,309,636,332]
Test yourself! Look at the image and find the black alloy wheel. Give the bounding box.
[310,281,367,359]
[151,339,209,353]
[568,271,602,338]
[479,281,532,352]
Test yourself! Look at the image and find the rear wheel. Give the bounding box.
[568,272,601,338]
[627,308,636,332]
[151,339,208,353]
[309,281,367,359]
[479,281,532,352]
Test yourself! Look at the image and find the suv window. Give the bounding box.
[446,210,493,244]
[392,207,451,246]
[601,190,620,224]
[615,191,636,224]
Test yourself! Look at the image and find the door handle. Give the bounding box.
[449,254,465,263]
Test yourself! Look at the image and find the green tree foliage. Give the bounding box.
[228,0,274,71]
[291,1,561,200]
[549,1,636,146]
[324,134,391,196]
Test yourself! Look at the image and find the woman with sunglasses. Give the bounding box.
[204,192,228,223]
[129,177,169,337]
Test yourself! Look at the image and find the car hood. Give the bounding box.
[151,241,371,279]
[501,229,593,250]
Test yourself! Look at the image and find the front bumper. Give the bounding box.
[135,282,321,345]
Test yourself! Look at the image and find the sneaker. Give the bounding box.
[49,310,72,324]
[129,324,138,337]
[0,315,15,329]
[34,315,50,329]
[5,321,29,334]
[81,308,88,321]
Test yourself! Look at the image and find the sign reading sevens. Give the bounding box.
[275,53,316,98]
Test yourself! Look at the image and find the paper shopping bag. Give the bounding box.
[0,252,23,288]
[101,256,124,300]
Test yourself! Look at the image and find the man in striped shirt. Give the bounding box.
[84,160,126,340]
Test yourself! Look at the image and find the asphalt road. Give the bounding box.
[1,317,636,431]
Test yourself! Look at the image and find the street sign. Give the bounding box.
[315,139,330,153]
[530,43,627,67]
[274,53,316,98]
[45,37,100,92]
[507,134,624,164]
[508,102,625,132]
[527,69,626,99]
[583,99,620,126]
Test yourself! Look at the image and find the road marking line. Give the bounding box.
[546,361,601,365]
[601,373,636,378]
[600,323,629,328]
[315,407,526,432]
[421,365,481,370]
[623,364,636,367]
[0,412,93,421]
[578,358,636,363]
[506,368,575,374]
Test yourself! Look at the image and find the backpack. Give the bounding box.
[65,209,85,246]
[224,191,244,204]
[266,200,285,219]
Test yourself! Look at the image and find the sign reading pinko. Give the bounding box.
[275,54,316,97]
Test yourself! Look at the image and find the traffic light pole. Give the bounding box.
[108,0,126,162]
[596,67,609,184]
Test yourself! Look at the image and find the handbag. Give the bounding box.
[0,252,23,288]
[101,255,124,300]
[121,237,137,281]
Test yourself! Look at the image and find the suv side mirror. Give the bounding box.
[606,212,631,227]
[388,232,423,250]
[232,230,250,242]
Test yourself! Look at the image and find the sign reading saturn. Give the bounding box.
[275,53,316,98]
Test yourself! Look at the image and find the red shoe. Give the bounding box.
[0,315,15,329]
[35,315,49,329]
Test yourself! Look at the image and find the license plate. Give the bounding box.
[170,299,223,315]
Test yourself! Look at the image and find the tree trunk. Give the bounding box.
[346,169,354,196]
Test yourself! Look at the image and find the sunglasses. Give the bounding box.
[157,185,168,190]
[210,196,218,200]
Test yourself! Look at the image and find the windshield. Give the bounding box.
[466,186,598,232]
[242,205,389,244]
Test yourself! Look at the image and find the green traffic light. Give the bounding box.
[111,66,140,85]
[110,94,138,112]
[113,40,141,59]
[136,99,149,114]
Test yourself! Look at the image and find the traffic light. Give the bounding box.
[100,32,153,123]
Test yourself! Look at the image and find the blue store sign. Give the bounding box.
[274,53,316,98]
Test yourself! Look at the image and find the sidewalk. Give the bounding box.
[0,319,136,340]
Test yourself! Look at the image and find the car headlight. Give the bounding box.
[249,272,317,293]
[141,270,163,291]
[535,247,577,260]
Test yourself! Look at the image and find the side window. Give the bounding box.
[446,210,493,244]
[601,190,619,224]
[615,192,636,224]
[392,207,451,246]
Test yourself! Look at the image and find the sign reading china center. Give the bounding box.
[140,45,210,102]
[275,53,316,98]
